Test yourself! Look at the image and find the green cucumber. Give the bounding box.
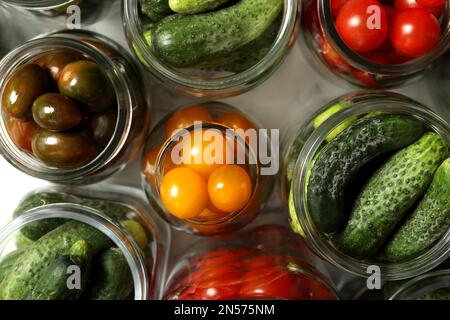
[384,158,450,262]
[152,0,283,67]
[306,115,424,233]
[88,248,133,300]
[193,15,281,73]
[169,0,231,13]
[27,240,92,300]
[0,249,26,284]
[418,288,450,300]
[141,0,173,22]
[0,221,112,300]
[15,232,34,249]
[337,133,448,259]
[13,192,133,241]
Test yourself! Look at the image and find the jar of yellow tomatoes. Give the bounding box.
[141,102,275,235]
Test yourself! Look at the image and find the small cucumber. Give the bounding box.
[384,158,450,262]
[141,0,173,22]
[306,115,424,233]
[15,232,34,249]
[88,248,133,300]
[0,249,26,284]
[27,240,92,300]
[337,133,448,259]
[0,221,112,300]
[418,288,450,300]
[169,0,231,13]
[152,0,283,67]
[194,15,281,73]
[120,220,149,250]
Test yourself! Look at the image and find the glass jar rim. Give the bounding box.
[1,0,74,9]
[0,32,134,182]
[291,91,450,280]
[0,203,150,300]
[122,0,299,95]
[389,269,450,300]
[318,0,450,75]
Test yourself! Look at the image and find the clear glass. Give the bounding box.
[164,224,339,300]
[429,52,450,121]
[0,29,150,184]
[302,0,450,88]
[282,91,450,280]
[122,0,300,98]
[0,184,170,300]
[141,101,275,235]
[0,0,113,26]
[389,270,450,300]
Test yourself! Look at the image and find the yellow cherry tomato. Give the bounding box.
[165,105,213,137]
[208,165,252,213]
[216,112,256,132]
[160,167,208,219]
[178,129,234,179]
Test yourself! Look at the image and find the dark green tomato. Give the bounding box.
[2,64,49,120]
[32,129,97,168]
[35,51,84,82]
[58,60,115,113]
[87,108,117,148]
[32,93,82,131]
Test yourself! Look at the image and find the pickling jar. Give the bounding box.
[0,0,113,27]
[0,184,170,300]
[0,29,150,184]
[389,270,450,300]
[141,101,275,235]
[122,0,300,98]
[164,224,339,300]
[429,51,450,121]
[282,91,450,281]
[302,0,450,88]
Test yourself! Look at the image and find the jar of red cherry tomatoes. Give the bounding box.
[303,0,450,88]
[0,30,150,184]
[164,224,339,300]
[141,102,275,235]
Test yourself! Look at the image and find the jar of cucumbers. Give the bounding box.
[282,91,450,280]
[0,30,150,184]
[141,101,275,235]
[123,0,300,97]
[0,185,170,300]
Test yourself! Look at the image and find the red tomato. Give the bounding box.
[335,0,388,52]
[390,8,441,58]
[331,0,349,17]
[351,68,380,87]
[7,118,39,153]
[394,0,446,18]
[416,0,447,8]
[320,37,351,73]
[364,50,392,64]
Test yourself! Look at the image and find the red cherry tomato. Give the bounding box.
[335,0,388,52]
[416,0,447,8]
[320,37,351,73]
[7,118,39,153]
[390,8,441,58]
[364,50,392,64]
[394,0,446,18]
[331,0,349,17]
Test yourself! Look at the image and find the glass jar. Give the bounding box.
[141,101,275,235]
[122,0,300,98]
[302,0,450,88]
[389,270,450,300]
[282,91,450,281]
[164,224,339,300]
[0,29,150,184]
[0,0,112,27]
[0,184,170,300]
[429,52,450,121]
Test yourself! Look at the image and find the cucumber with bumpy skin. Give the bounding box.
[337,133,448,259]
[0,249,26,284]
[384,158,450,262]
[169,0,231,13]
[141,0,173,22]
[306,115,424,233]
[152,0,283,67]
[27,240,92,300]
[0,221,112,300]
[88,248,133,300]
